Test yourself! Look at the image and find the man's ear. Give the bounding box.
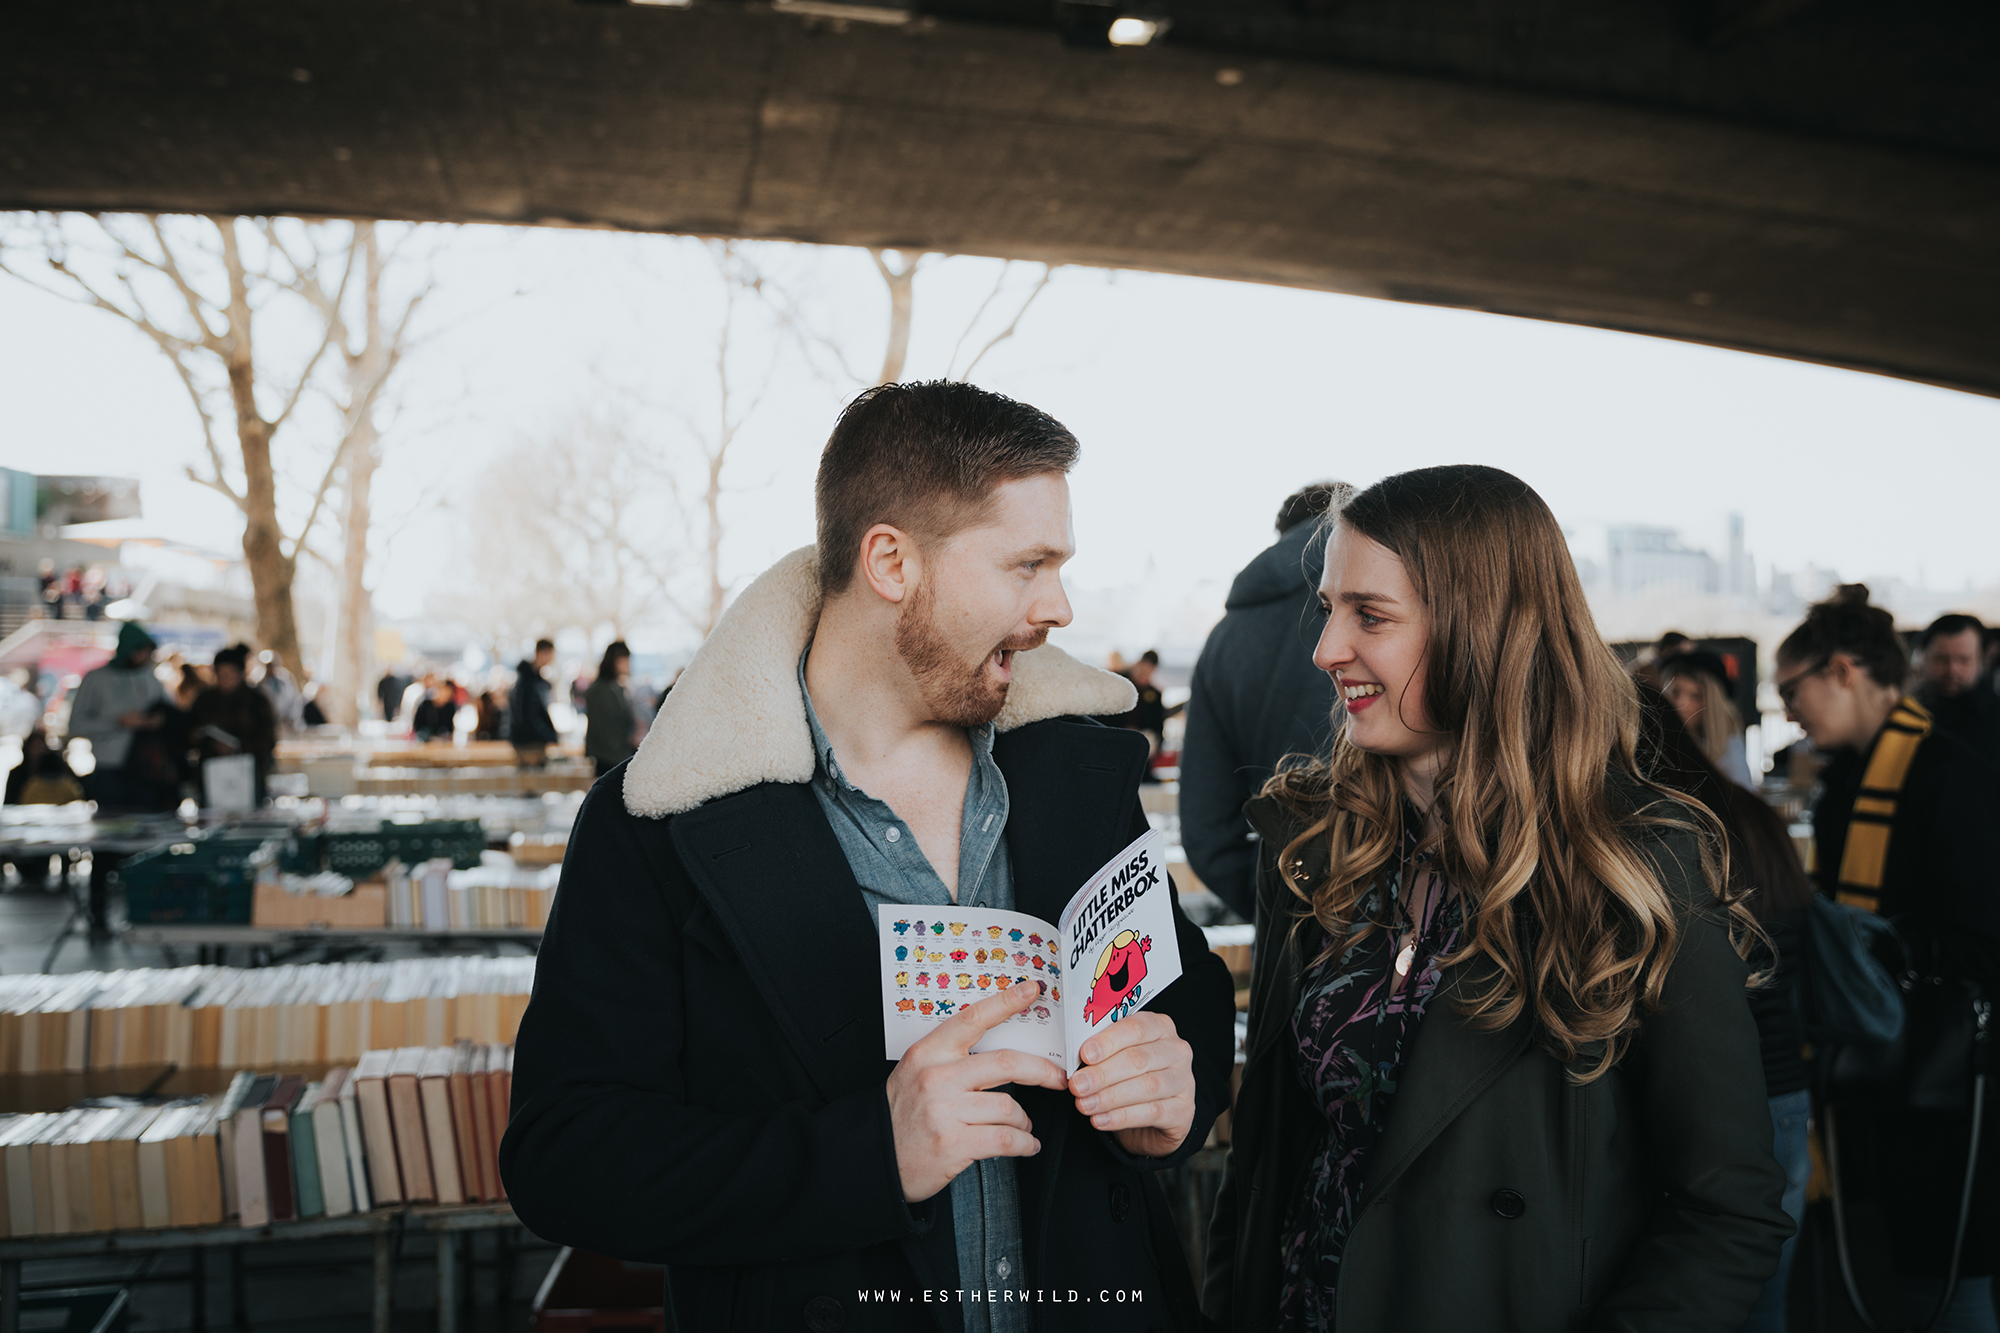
[859,525,919,605]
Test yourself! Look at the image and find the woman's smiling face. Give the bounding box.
[1314,526,1449,768]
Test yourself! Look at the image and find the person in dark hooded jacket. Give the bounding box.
[1179,482,1350,918]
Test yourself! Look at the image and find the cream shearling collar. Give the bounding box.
[621,546,1139,818]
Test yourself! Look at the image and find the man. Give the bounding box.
[188,643,278,806]
[67,619,172,813]
[503,382,1234,1333]
[510,639,558,767]
[1179,482,1348,920]
[1915,613,2000,765]
[1111,650,1182,782]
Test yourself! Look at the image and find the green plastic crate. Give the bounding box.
[322,820,486,877]
[118,837,274,924]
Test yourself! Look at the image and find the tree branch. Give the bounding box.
[959,265,1057,382]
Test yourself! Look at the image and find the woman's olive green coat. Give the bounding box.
[1203,795,1792,1332]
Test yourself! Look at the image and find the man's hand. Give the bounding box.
[886,979,1067,1203]
[1068,1013,1196,1159]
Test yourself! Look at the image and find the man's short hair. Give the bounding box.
[1922,613,1986,648]
[1275,482,1353,535]
[1138,650,1161,667]
[815,381,1080,599]
[534,638,555,654]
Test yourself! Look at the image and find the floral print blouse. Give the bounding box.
[1277,842,1464,1332]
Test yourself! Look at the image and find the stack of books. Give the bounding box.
[0,958,534,1074]
[0,1042,514,1236]
[383,862,559,931]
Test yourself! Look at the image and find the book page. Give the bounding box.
[877,906,1065,1064]
[1056,829,1183,1072]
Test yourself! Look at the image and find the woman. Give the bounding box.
[1636,686,1813,1333]
[583,640,637,779]
[411,676,460,742]
[1659,650,1757,790]
[1204,465,1789,1332]
[1778,584,2000,1330]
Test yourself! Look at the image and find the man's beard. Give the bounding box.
[895,578,1047,729]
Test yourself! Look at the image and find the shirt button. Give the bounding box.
[885,827,901,843]
[996,1259,1011,1280]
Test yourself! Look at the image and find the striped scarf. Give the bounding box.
[1835,695,1933,912]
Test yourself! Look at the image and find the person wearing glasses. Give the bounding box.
[1204,465,1789,1332]
[1776,584,2000,1330]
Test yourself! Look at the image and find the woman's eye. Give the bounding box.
[1357,609,1385,628]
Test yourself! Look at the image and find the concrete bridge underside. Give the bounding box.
[5,0,1998,393]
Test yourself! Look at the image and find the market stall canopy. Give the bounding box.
[4,0,1998,393]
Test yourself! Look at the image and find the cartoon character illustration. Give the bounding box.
[992,975,1011,989]
[949,922,968,936]
[913,919,926,935]
[949,948,969,964]
[1028,933,1044,947]
[895,945,908,962]
[987,926,1003,939]
[1030,955,1046,971]
[915,971,931,987]
[1033,1005,1051,1020]
[1012,951,1029,967]
[896,997,916,1013]
[918,999,935,1015]
[893,920,911,936]
[1082,930,1153,1025]
[1051,986,1061,1003]
[932,922,945,935]
[956,972,974,990]
[977,974,993,990]
[895,972,909,987]
[935,999,955,1016]
[928,950,945,963]
[1009,928,1025,943]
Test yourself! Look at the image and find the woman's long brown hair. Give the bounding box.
[1266,465,1751,1083]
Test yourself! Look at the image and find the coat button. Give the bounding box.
[1490,1188,1526,1220]
[804,1295,843,1332]
[1109,1181,1131,1221]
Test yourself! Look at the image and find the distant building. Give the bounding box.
[1606,525,1721,598]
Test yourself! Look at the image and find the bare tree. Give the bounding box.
[0,214,426,691]
[866,249,1060,387]
[445,408,687,644]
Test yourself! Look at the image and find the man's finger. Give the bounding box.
[1076,1011,1173,1069]
[960,1048,1068,1093]
[961,1091,1035,1133]
[1083,1098,1181,1134]
[914,978,1044,1057]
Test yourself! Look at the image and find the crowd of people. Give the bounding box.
[33,559,130,622]
[492,382,2000,1333]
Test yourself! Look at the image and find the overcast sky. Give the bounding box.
[3,222,1996,659]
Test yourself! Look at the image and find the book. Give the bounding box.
[137,1106,184,1230]
[289,1083,325,1219]
[312,1069,354,1218]
[0,1115,50,1237]
[231,1074,278,1226]
[40,1109,86,1235]
[876,828,1184,1073]
[418,1047,464,1205]
[466,1045,497,1203]
[387,1047,435,1202]
[213,1070,258,1219]
[351,1049,402,1205]
[105,1106,157,1231]
[488,1044,511,1200]
[446,1043,481,1202]
[261,1075,305,1223]
[186,1101,227,1226]
[336,1065,373,1212]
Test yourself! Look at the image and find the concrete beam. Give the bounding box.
[4,2,1997,393]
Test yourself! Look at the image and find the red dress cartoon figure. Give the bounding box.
[950,948,969,964]
[1083,930,1152,1026]
[918,999,935,1015]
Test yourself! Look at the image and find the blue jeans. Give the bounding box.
[1740,1089,1812,1333]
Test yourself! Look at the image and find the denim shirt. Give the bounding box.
[799,648,1027,1333]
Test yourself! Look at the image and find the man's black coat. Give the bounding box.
[511,659,558,746]
[500,717,1236,1333]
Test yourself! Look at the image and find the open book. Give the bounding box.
[877,828,1183,1074]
